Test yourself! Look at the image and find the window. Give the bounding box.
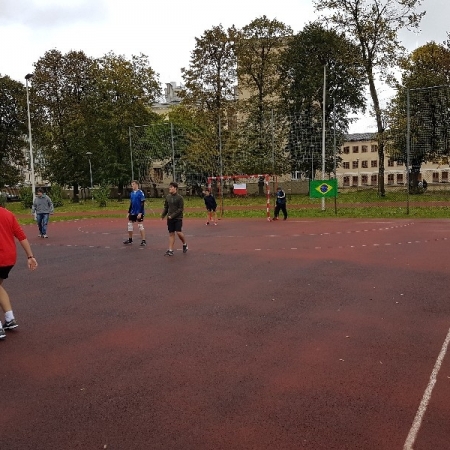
[153,168,163,183]
[343,176,350,186]
[343,162,350,169]
[388,174,394,185]
[433,172,439,182]
[442,172,448,182]
[343,146,350,154]
[371,174,377,184]
[397,161,404,166]
[362,161,368,168]
[291,171,302,180]
[352,176,358,186]
[352,146,359,153]
[397,174,404,184]
[371,160,378,168]
[371,144,378,152]
[388,160,394,167]
[362,175,368,185]
[362,145,368,153]
[352,160,359,169]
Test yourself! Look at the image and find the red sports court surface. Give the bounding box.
[2,217,450,449]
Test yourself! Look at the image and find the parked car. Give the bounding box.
[1,191,19,202]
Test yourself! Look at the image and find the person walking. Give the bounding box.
[123,180,146,246]
[31,188,54,238]
[204,189,218,225]
[273,186,288,220]
[161,182,188,256]
[0,196,38,339]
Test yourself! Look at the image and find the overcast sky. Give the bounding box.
[1,0,448,132]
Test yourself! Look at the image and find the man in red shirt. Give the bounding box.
[0,198,38,340]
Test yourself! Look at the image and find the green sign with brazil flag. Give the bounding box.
[309,179,337,198]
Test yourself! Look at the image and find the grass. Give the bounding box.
[6,189,450,224]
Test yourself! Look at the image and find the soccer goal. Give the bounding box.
[207,174,273,221]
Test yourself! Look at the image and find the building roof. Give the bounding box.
[344,132,377,142]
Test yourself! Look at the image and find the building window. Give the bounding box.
[362,161,368,168]
[153,168,163,183]
[397,174,404,184]
[397,161,404,166]
[343,146,350,154]
[343,162,350,169]
[352,146,359,153]
[371,160,378,168]
[362,145,368,153]
[442,172,448,182]
[291,171,302,180]
[371,174,377,184]
[371,144,378,152]
[352,160,359,169]
[388,174,394,185]
[388,160,394,167]
[343,176,350,186]
[362,175,368,185]
[352,176,358,186]
[433,172,439,182]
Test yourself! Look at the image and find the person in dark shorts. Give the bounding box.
[123,180,146,247]
[203,189,218,225]
[273,186,288,220]
[161,182,188,256]
[0,197,38,340]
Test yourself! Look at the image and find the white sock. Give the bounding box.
[5,311,15,322]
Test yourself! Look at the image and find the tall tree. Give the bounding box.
[181,25,238,177]
[314,0,425,195]
[386,41,450,191]
[0,75,27,187]
[279,22,367,178]
[235,16,293,175]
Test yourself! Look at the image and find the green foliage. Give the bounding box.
[93,184,111,207]
[49,184,65,207]
[19,186,33,208]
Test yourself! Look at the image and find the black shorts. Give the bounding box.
[206,208,216,212]
[0,266,14,280]
[128,214,144,222]
[167,218,183,233]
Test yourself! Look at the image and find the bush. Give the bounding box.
[93,184,111,207]
[49,184,64,207]
[19,187,33,209]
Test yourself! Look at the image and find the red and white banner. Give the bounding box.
[233,183,247,195]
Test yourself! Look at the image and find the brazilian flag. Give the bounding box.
[309,179,337,198]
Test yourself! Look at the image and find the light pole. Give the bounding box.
[86,152,93,189]
[25,73,36,200]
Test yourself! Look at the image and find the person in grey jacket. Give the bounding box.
[161,182,188,256]
[31,188,54,238]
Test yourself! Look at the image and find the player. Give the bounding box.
[204,189,218,225]
[123,180,146,247]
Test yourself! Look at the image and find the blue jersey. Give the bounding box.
[129,189,145,215]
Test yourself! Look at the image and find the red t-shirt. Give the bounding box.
[0,207,27,267]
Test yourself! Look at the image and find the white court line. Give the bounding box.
[403,326,450,450]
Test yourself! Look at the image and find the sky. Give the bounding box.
[1,0,448,133]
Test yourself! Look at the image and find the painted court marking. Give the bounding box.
[403,326,450,450]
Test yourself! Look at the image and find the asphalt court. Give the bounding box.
[2,217,450,449]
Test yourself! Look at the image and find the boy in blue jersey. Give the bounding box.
[123,180,146,246]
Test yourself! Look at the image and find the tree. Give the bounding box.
[0,75,27,187]
[235,16,293,175]
[314,0,425,195]
[279,22,367,178]
[180,25,238,177]
[386,41,450,192]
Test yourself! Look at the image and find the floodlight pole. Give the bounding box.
[321,64,326,211]
[25,73,36,201]
[128,126,134,181]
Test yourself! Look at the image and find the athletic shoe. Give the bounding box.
[206,221,209,225]
[123,239,133,245]
[3,319,18,330]
[164,250,174,256]
[38,234,42,238]
[140,240,147,247]
[0,328,5,339]
[272,217,278,221]
[183,244,188,254]
[43,235,49,238]
[214,222,218,225]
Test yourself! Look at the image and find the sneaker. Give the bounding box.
[3,319,18,330]
[123,239,133,245]
[140,240,147,247]
[0,328,5,340]
[214,222,218,225]
[38,234,42,238]
[43,235,49,238]
[206,221,209,225]
[183,244,188,254]
[272,217,278,221]
[164,250,174,256]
